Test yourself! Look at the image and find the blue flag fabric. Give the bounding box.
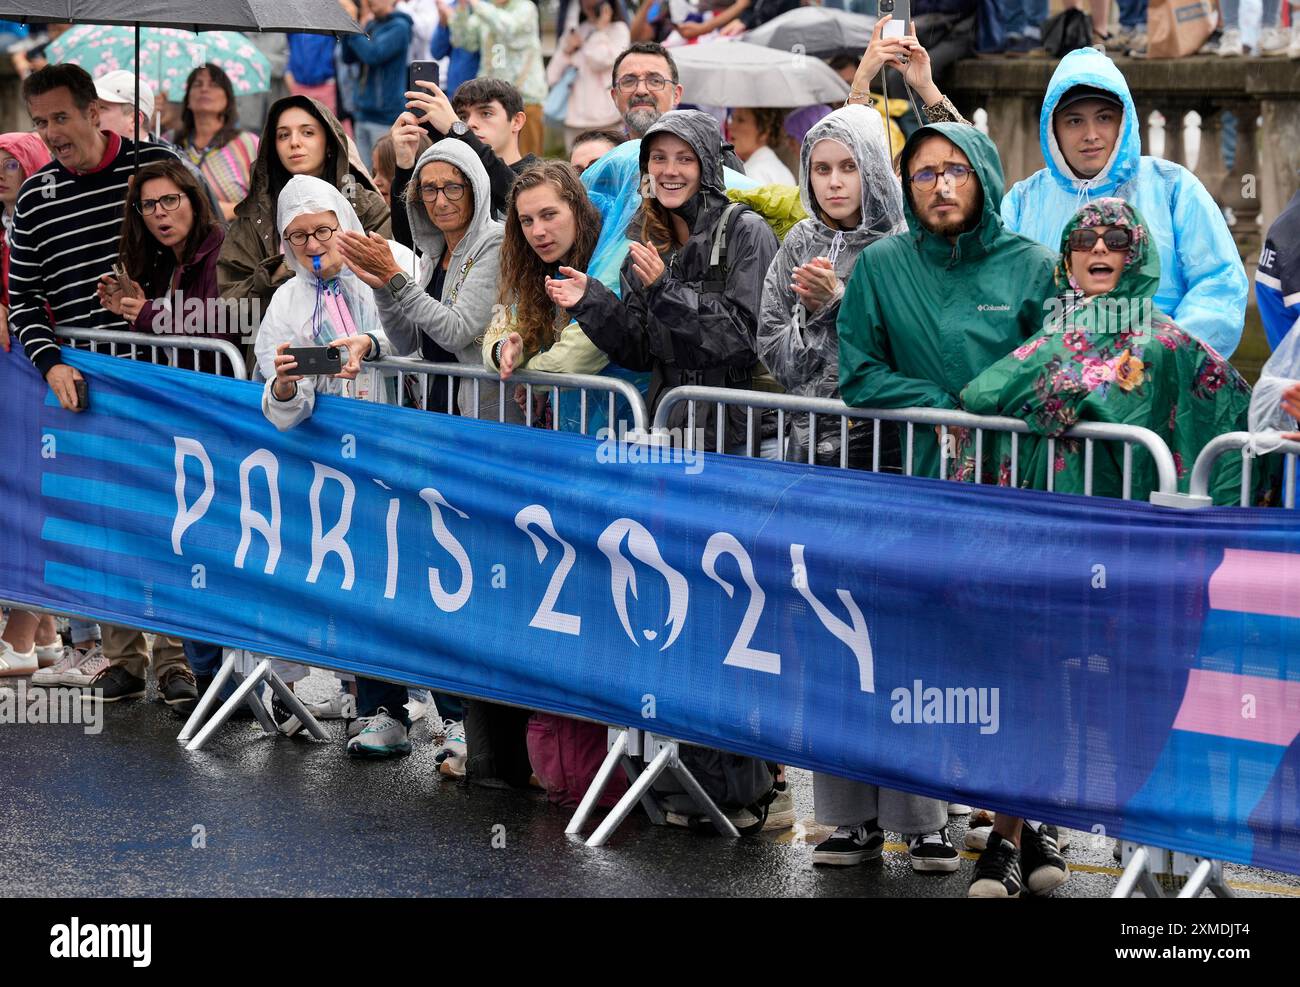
[3,347,1300,875]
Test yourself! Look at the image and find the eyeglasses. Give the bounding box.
[908,163,973,190]
[136,193,185,215]
[615,73,670,93]
[418,182,467,202]
[1068,227,1133,252]
[0,159,22,174]
[284,225,338,246]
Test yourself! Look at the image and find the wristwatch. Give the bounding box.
[450,120,470,138]
[386,271,410,299]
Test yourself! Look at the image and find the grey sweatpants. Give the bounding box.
[813,772,947,834]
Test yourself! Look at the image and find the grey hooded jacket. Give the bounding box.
[375,138,509,419]
[567,109,779,448]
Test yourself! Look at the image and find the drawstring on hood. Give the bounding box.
[1040,49,1140,201]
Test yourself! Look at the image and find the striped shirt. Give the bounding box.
[9,134,177,376]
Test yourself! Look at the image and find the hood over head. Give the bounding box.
[241,94,381,217]
[404,138,497,264]
[0,132,53,184]
[639,109,729,230]
[1040,48,1140,196]
[1052,196,1162,336]
[898,121,1007,254]
[800,104,905,251]
[277,174,365,279]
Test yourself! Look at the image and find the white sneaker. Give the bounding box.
[1217,27,1244,56]
[35,636,64,667]
[948,802,972,815]
[31,645,92,686]
[964,808,994,850]
[434,719,466,777]
[763,784,795,830]
[1259,25,1290,54]
[304,691,356,720]
[0,639,38,677]
[63,646,108,687]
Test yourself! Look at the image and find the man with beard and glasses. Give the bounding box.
[837,122,1068,898]
[608,41,745,174]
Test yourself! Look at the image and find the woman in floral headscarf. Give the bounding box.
[958,197,1251,504]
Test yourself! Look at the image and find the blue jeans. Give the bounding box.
[1004,0,1049,37]
[977,0,1007,51]
[1116,0,1148,29]
[356,676,412,727]
[1219,0,1282,29]
[68,617,100,646]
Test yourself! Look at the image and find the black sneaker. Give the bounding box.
[968,832,1023,897]
[83,665,146,702]
[271,696,303,737]
[907,826,961,873]
[812,820,884,866]
[1021,820,1069,894]
[159,668,198,713]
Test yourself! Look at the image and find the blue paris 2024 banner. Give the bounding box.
[2,346,1299,874]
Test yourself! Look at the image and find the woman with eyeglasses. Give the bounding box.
[339,138,515,424]
[95,159,239,376]
[219,95,390,316]
[960,197,1252,503]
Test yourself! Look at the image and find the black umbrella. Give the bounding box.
[2,1,363,168]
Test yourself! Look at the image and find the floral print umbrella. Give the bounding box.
[47,25,271,102]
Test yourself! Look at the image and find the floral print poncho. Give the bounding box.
[957,198,1252,504]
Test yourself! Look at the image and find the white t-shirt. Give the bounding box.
[742,145,796,187]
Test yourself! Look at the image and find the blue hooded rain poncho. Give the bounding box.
[1001,47,1248,359]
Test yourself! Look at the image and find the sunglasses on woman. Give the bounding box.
[1068,227,1133,252]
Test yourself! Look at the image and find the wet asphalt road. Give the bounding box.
[2,669,1297,899]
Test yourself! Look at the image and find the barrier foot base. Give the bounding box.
[579,730,736,848]
[1112,844,1235,898]
[180,656,326,751]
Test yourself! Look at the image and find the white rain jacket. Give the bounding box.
[256,175,409,430]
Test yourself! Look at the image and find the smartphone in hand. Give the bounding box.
[285,345,343,376]
[879,0,910,38]
[409,60,440,92]
[74,378,90,411]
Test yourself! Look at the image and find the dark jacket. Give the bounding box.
[133,227,240,376]
[218,95,391,309]
[341,11,414,126]
[568,109,779,449]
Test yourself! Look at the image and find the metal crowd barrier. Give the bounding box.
[368,356,649,433]
[58,327,249,380]
[1188,432,1300,509]
[572,386,1186,853]
[651,385,1179,498]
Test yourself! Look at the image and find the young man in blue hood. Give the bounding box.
[1001,48,1248,359]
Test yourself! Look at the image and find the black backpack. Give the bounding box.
[654,747,779,836]
[1041,8,1094,57]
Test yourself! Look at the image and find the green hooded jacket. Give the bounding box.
[958,197,1254,504]
[836,122,1058,477]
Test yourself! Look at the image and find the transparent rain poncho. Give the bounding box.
[1248,326,1300,451]
[757,103,906,403]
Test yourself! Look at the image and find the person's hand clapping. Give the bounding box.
[544,266,589,310]
[405,80,459,136]
[339,230,402,288]
[628,241,665,288]
[791,257,840,313]
[272,341,303,400]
